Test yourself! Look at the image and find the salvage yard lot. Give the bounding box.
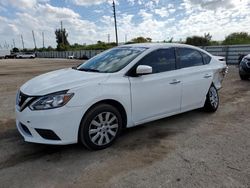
[0,58,249,187]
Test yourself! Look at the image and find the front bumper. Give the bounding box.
[15,105,84,145]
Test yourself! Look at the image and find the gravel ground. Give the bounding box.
[0,58,249,188]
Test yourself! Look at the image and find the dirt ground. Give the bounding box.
[0,58,249,188]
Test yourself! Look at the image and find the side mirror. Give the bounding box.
[136,65,152,75]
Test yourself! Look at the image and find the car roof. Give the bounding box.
[120,43,200,49]
[119,43,210,55]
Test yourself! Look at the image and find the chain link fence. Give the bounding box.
[36,44,250,64]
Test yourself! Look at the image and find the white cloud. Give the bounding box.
[0,2,99,48]
[169,8,176,13]
[167,3,174,8]
[154,7,169,17]
[127,0,135,5]
[71,0,115,6]
[173,1,250,40]
[139,9,153,20]
[183,0,250,10]
[5,0,37,9]
[38,4,80,18]
[1,0,250,49]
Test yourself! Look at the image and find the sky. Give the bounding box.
[0,0,250,49]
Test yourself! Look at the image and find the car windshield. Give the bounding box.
[77,47,147,73]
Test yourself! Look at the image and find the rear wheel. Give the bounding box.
[204,85,219,112]
[79,104,122,150]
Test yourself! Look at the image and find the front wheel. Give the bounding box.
[79,104,122,150]
[203,85,219,112]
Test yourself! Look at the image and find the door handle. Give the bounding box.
[170,79,181,84]
[204,74,212,78]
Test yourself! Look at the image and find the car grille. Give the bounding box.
[16,91,35,111]
[18,91,29,107]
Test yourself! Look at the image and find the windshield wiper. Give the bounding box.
[78,68,100,72]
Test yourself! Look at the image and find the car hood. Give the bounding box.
[21,68,110,96]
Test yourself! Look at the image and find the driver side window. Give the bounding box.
[137,48,176,74]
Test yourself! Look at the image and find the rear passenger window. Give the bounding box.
[137,48,176,73]
[178,48,203,68]
[201,52,211,64]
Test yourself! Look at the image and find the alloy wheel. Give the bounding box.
[88,112,119,146]
[209,87,218,109]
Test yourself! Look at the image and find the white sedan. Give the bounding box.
[16,43,227,150]
[16,52,35,59]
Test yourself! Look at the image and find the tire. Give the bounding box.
[240,74,249,80]
[203,85,219,112]
[78,104,122,150]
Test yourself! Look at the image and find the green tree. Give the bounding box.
[129,36,152,43]
[222,32,250,45]
[55,28,70,51]
[204,33,212,41]
[47,46,54,51]
[12,47,19,53]
[186,33,212,46]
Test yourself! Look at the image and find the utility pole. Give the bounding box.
[32,30,37,49]
[13,39,16,48]
[112,0,118,45]
[21,34,24,49]
[108,34,110,43]
[4,41,8,49]
[42,31,45,48]
[125,34,127,43]
[61,21,64,45]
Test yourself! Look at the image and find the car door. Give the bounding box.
[128,48,182,125]
[176,48,213,112]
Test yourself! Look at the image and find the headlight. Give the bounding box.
[30,91,74,110]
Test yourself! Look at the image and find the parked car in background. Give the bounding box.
[16,43,227,150]
[5,53,18,59]
[68,53,75,59]
[238,53,246,64]
[0,49,10,59]
[79,54,89,60]
[16,52,36,59]
[239,54,250,80]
